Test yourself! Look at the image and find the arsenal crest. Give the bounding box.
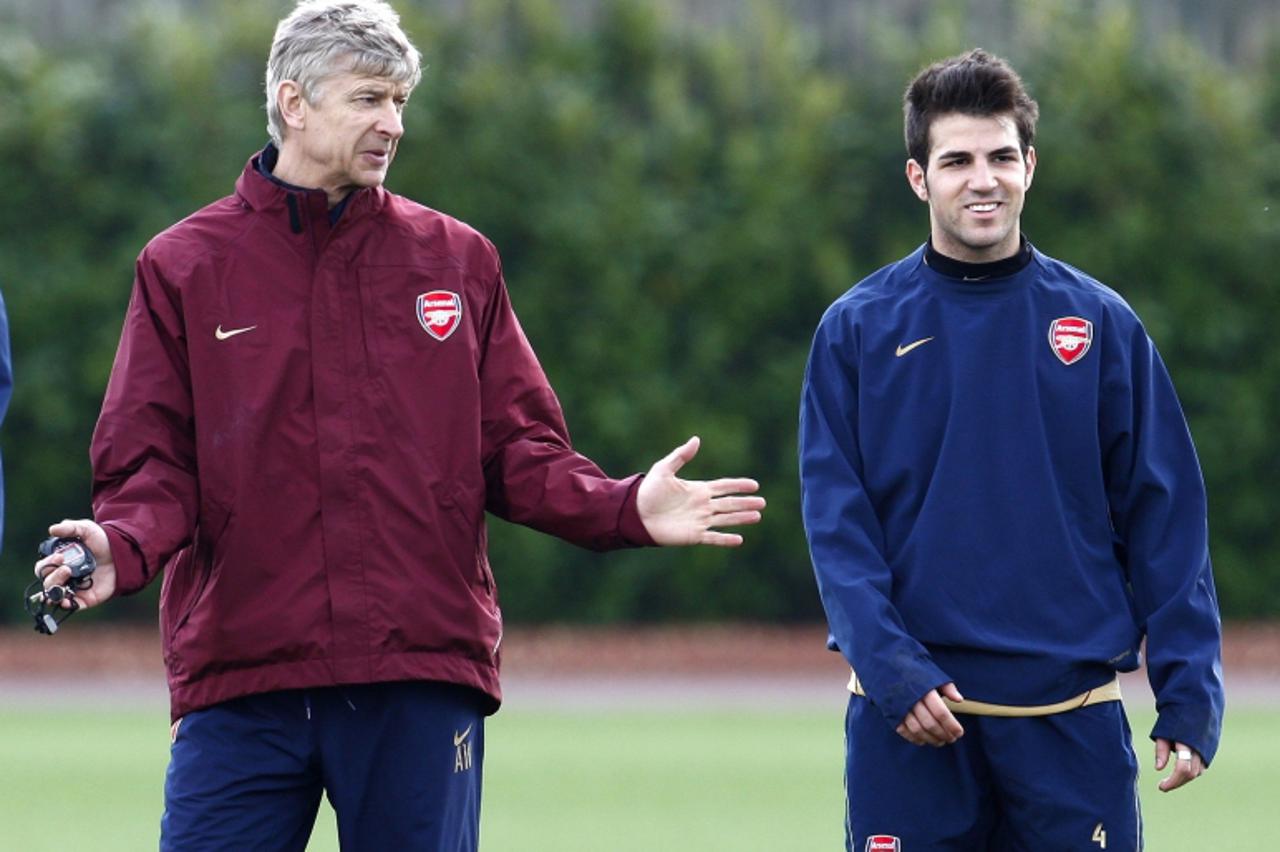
[417,290,462,341]
[1048,316,1093,365]
[865,836,902,852]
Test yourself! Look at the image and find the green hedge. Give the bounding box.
[1,0,1276,624]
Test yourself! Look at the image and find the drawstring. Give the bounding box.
[301,689,357,720]
[286,194,302,234]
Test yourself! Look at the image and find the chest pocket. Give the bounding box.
[355,265,485,471]
[357,265,478,371]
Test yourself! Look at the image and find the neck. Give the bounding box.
[931,227,1022,264]
[272,144,349,208]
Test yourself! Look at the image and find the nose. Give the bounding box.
[376,103,404,140]
[968,160,998,191]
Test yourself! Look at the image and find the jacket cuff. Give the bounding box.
[617,474,657,547]
[1150,703,1221,767]
[874,663,953,728]
[101,522,149,596]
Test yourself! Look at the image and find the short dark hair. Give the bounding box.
[903,49,1039,169]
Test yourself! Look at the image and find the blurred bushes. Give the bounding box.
[0,0,1276,624]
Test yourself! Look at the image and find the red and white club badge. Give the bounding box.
[417,290,463,341]
[865,836,902,852]
[1048,316,1093,365]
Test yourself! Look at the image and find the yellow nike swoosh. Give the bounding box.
[453,724,473,747]
[215,324,257,341]
[895,336,934,357]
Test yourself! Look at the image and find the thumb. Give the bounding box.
[1154,738,1171,771]
[656,436,700,476]
[939,682,964,703]
[49,519,84,539]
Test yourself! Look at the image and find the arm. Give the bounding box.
[88,253,200,597]
[479,270,761,549]
[1102,320,1224,776]
[799,311,956,734]
[0,287,10,425]
[0,287,10,553]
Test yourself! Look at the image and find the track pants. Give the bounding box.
[162,680,486,851]
[844,695,1142,851]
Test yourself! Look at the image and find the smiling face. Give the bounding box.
[906,112,1036,263]
[272,68,411,206]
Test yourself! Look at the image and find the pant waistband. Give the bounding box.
[847,669,1122,717]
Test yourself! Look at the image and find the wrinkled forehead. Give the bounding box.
[317,65,414,99]
[927,112,1021,160]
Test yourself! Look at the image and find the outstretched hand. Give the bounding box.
[636,436,765,547]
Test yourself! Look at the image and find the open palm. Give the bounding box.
[636,436,765,547]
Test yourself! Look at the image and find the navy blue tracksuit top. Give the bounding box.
[799,244,1224,764]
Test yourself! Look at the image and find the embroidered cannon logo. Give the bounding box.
[1048,316,1093,365]
[417,290,463,341]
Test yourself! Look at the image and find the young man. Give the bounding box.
[34,2,763,849]
[800,49,1223,851]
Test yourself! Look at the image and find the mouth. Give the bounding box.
[361,150,391,166]
[965,201,1001,214]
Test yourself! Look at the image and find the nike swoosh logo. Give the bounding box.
[453,724,473,747]
[215,324,257,341]
[895,336,934,357]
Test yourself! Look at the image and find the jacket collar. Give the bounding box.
[234,144,387,238]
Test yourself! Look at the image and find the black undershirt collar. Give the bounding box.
[257,142,353,225]
[925,235,1033,281]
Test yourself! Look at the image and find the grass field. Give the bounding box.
[0,705,1275,850]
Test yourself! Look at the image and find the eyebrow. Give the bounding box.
[348,82,408,98]
[935,145,1021,161]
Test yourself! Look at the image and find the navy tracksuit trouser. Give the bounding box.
[161,680,486,851]
[845,695,1142,851]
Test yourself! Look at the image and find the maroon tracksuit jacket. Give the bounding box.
[92,152,653,720]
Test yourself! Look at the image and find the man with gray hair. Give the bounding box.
[34,2,764,848]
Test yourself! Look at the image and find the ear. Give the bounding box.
[1023,146,1037,190]
[277,81,308,134]
[906,159,929,201]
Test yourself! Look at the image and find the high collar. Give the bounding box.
[924,234,1034,281]
[912,242,1044,301]
[235,144,386,239]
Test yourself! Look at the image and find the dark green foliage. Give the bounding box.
[1,0,1275,623]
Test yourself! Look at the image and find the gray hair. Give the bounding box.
[265,0,422,145]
